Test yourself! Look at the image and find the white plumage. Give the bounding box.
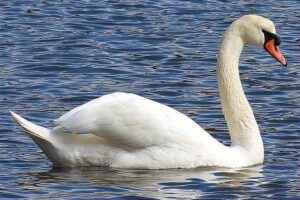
[11,15,286,169]
[56,92,212,147]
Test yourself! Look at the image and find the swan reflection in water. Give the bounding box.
[25,165,263,199]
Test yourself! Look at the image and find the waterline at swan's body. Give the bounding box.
[11,15,287,169]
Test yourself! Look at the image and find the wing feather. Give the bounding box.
[55,92,209,148]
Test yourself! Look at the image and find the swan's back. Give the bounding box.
[56,92,216,148]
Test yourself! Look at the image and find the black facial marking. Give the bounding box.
[263,30,281,46]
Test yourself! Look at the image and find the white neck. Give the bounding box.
[217,27,263,157]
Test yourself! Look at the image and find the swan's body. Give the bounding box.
[11,15,286,169]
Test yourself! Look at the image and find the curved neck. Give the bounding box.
[217,29,263,154]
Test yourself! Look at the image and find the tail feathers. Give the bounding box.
[10,111,68,166]
[10,111,51,142]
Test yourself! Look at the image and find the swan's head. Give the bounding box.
[233,15,287,66]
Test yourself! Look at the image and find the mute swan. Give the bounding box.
[11,15,287,169]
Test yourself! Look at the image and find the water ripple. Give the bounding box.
[1,0,299,199]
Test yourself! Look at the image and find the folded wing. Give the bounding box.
[55,92,211,148]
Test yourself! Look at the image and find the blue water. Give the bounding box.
[1,0,299,199]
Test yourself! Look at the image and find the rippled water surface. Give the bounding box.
[1,0,299,199]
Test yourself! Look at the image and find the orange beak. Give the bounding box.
[264,39,287,66]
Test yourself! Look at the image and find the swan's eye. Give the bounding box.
[262,30,281,46]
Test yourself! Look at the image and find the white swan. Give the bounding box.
[11,15,287,169]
